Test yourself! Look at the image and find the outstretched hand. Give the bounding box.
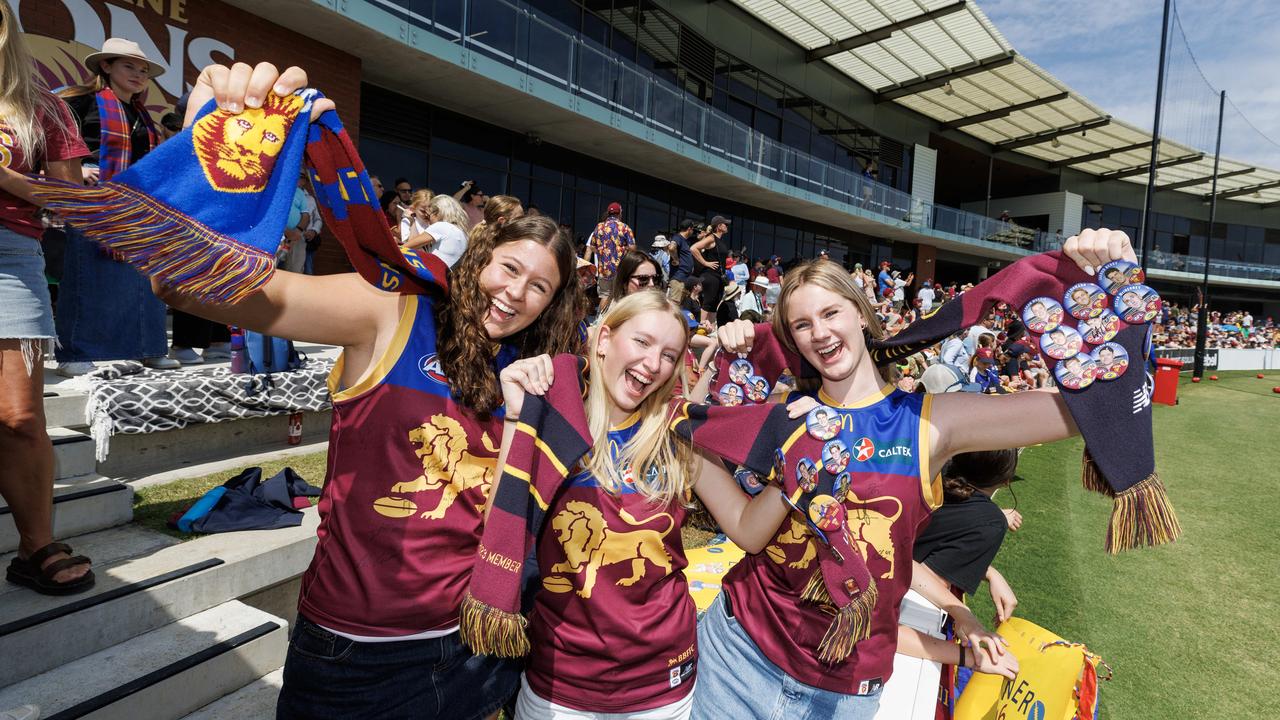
[1062,228,1138,277]
[184,62,336,128]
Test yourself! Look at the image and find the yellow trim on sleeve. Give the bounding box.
[329,295,419,403]
[918,394,942,510]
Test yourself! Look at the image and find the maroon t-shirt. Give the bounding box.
[722,387,941,694]
[299,295,505,635]
[0,97,88,238]
[526,417,696,711]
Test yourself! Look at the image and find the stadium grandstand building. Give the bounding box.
[22,0,1280,316]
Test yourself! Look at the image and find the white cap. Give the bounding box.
[652,235,670,248]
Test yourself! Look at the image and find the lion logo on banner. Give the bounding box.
[371,415,498,520]
[541,501,674,599]
[845,487,903,579]
[192,92,303,193]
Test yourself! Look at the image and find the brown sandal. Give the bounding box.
[6,541,95,596]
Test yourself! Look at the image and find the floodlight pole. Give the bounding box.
[1193,90,1225,379]
[1138,0,1173,273]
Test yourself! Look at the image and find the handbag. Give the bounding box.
[954,618,1108,720]
[241,329,303,374]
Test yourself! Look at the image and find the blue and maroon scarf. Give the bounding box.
[94,87,158,181]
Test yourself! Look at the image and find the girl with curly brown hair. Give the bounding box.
[154,62,584,719]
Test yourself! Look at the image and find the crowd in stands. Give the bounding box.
[1153,303,1278,350]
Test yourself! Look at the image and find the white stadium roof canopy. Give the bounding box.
[728,0,1280,205]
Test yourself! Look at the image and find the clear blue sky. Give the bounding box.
[980,0,1280,168]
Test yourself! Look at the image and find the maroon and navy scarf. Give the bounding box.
[32,91,446,303]
[669,401,875,663]
[711,252,1180,555]
[94,87,157,181]
[462,353,592,657]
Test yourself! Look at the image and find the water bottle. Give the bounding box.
[230,332,248,374]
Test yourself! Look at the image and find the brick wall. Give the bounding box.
[23,0,361,275]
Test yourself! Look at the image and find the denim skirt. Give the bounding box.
[0,226,56,340]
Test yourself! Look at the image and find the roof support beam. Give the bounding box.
[818,127,877,137]
[1100,152,1204,181]
[1155,167,1255,191]
[938,92,1069,131]
[1047,141,1152,168]
[875,53,1017,103]
[776,97,821,109]
[1210,179,1280,200]
[806,1,969,63]
[995,117,1111,152]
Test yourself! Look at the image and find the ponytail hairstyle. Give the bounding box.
[582,290,695,507]
[0,0,74,160]
[940,449,1019,502]
[437,215,583,415]
[466,194,522,249]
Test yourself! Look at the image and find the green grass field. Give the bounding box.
[967,369,1279,719]
[133,370,1278,716]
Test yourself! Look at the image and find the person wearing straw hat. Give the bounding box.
[54,39,177,375]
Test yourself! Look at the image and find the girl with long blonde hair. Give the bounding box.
[694,233,1138,719]
[0,0,95,595]
[494,290,790,719]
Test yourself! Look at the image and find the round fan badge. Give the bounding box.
[1113,284,1161,324]
[1021,296,1065,334]
[773,448,785,480]
[746,375,771,403]
[1040,325,1084,360]
[734,467,765,495]
[717,383,743,407]
[834,472,850,499]
[728,358,753,386]
[1090,342,1130,380]
[796,458,818,492]
[1080,309,1120,345]
[805,405,841,441]
[822,439,850,475]
[1097,260,1145,294]
[808,494,846,532]
[1054,352,1097,391]
[1064,283,1108,320]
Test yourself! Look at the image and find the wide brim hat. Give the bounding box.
[722,282,743,301]
[85,38,165,79]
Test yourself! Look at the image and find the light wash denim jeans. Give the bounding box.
[690,594,882,720]
[54,225,167,362]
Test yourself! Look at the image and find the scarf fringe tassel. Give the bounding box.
[458,591,530,658]
[1106,473,1182,554]
[31,179,274,304]
[1080,450,1115,496]
[802,571,878,664]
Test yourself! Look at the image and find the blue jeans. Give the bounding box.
[304,247,316,275]
[54,225,167,361]
[276,614,521,720]
[690,595,882,720]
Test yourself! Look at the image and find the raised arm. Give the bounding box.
[929,387,1076,466]
[689,450,788,554]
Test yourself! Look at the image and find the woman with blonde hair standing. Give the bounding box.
[0,0,95,594]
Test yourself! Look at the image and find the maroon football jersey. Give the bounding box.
[721,387,941,693]
[298,295,505,635]
[525,418,697,711]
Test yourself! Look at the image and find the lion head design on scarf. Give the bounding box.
[192,92,304,193]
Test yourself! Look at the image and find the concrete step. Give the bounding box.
[0,600,288,720]
[50,427,95,481]
[0,475,133,555]
[44,390,88,430]
[0,510,318,687]
[179,667,282,720]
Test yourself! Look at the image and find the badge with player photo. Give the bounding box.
[728,358,753,386]
[1097,259,1145,294]
[745,375,770,403]
[717,383,744,407]
[805,405,841,441]
[1021,296,1065,333]
[1039,324,1084,360]
[1064,282,1108,320]
[1112,284,1161,324]
[1090,341,1130,380]
[1080,309,1120,345]
[1054,352,1097,391]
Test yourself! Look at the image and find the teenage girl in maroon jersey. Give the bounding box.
[696,230,1138,719]
[155,63,582,720]
[494,291,792,720]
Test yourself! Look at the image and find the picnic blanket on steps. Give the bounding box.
[83,359,333,461]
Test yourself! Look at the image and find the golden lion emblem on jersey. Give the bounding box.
[371,415,498,520]
[541,501,675,599]
[192,93,303,193]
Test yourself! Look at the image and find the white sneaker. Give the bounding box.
[202,342,231,361]
[56,361,96,378]
[143,356,181,370]
[0,705,40,720]
[169,347,204,365]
